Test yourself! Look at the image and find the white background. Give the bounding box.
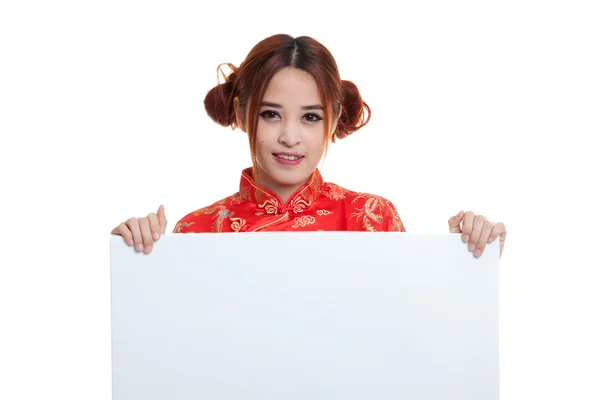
[1,0,598,399]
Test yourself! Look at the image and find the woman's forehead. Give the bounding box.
[262,68,321,107]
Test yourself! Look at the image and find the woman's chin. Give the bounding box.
[267,168,312,187]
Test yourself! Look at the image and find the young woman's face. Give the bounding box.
[253,67,330,198]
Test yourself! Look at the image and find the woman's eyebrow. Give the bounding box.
[260,101,323,110]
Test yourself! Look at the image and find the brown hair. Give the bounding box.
[204,34,371,169]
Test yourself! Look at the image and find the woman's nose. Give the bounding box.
[278,120,301,146]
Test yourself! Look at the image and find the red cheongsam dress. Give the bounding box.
[173,167,406,233]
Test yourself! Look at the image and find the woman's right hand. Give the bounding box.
[111,204,167,254]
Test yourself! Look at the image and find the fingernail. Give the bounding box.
[463,234,469,242]
[145,245,152,253]
[474,249,482,257]
[136,243,143,251]
[153,233,159,240]
[468,243,475,251]
[488,237,494,244]
[128,239,134,246]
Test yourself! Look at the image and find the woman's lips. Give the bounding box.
[273,153,304,165]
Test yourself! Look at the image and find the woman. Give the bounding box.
[111,34,507,258]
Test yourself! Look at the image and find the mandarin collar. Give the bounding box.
[238,167,323,214]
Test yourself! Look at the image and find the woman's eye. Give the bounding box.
[304,113,323,122]
[260,110,279,120]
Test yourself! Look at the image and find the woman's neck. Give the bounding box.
[253,168,309,205]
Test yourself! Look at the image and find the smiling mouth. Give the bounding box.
[273,153,304,160]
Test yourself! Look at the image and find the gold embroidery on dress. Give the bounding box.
[322,183,348,201]
[230,217,246,232]
[187,200,228,233]
[211,211,226,233]
[309,175,322,198]
[350,194,387,232]
[258,198,279,215]
[205,205,228,233]
[255,212,264,216]
[173,221,181,233]
[230,191,245,205]
[192,199,227,216]
[239,167,323,213]
[254,189,266,206]
[242,172,278,205]
[289,196,310,214]
[391,207,406,232]
[316,209,332,216]
[290,171,321,205]
[173,221,196,233]
[292,215,316,228]
[242,183,252,202]
[251,211,289,232]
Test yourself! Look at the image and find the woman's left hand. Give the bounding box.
[448,210,506,259]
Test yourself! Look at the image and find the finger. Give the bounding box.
[497,222,507,257]
[448,210,464,233]
[474,221,495,258]
[461,211,475,242]
[487,221,507,243]
[488,221,507,258]
[148,213,161,241]
[138,218,154,254]
[125,218,144,252]
[157,204,167,234]
[111,223,134,246]
[468,215,486,253]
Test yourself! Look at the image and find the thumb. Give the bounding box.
[448,210,464,233]
[157,204,167,233]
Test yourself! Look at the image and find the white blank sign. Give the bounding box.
[109,232,499,399]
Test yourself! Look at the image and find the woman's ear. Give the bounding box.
[233,97,246,132]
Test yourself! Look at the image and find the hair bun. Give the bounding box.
[204,63,238,127]
[333,80,371,141]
